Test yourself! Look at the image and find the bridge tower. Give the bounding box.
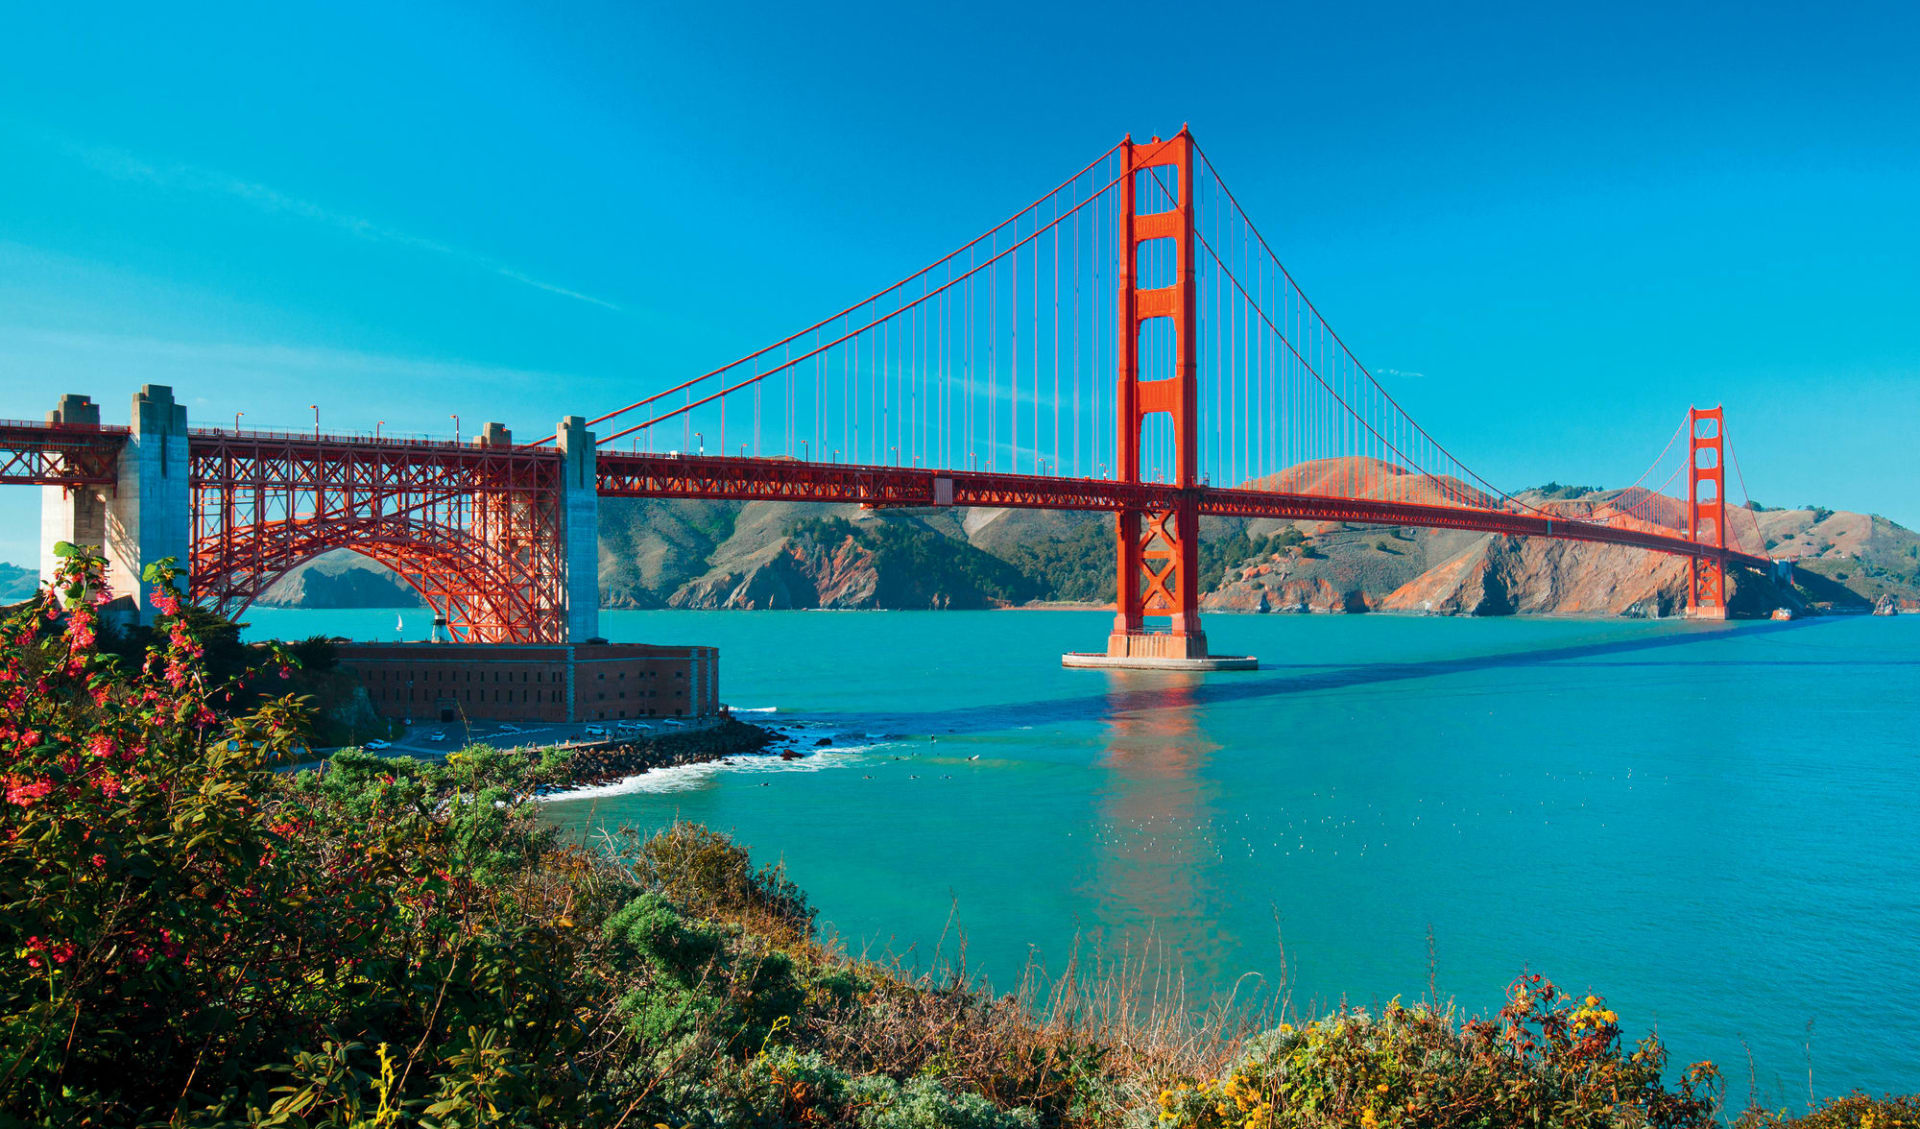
[1686,405,1728,619]
[1086,130,1250,668]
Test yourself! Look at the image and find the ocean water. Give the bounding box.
[242,607,1920,1095]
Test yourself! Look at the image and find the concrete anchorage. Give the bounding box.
[41,386,192,621]
[39,394,108,586]
[556,415,600,643]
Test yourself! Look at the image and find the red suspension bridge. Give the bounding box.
[6,129,1775,665]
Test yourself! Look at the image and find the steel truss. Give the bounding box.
[0,420,127,487]
[189,430,568,642]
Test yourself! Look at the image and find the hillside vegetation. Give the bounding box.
[7,551,1916,1126]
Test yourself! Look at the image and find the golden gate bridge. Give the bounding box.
[1,129,1774,667]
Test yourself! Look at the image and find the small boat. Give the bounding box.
[1770,607,1795,621]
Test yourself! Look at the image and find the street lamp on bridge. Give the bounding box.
[450,414,460,445]
[234,410,243,433]
[376,420,384,441]
[310,404,319,439]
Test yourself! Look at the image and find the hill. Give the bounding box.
[0,561,36,604]
[255,549,423,608]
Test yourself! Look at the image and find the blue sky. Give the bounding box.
[3,1,1917,565]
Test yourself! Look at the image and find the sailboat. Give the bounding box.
[396,613,405,640]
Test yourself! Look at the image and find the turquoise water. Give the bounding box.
[244,607,1920,1095]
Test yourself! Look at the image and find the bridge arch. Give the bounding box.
[192,512,564,643]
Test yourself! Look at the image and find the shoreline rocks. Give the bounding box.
[543,718,777,793]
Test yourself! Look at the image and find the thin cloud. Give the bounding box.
[67,142,621,312]
[0,325,579,394]
[1380,367,1426,380]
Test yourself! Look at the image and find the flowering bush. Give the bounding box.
[1735,1093,1920,1128]
[1136,978,1720,1128]
[0,547,618,1123]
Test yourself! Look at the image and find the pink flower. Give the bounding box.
[96,775,122,799]
[150,590,180,616]
[90,854,105,868]
[4,778,52,807]
[88,734,115,759]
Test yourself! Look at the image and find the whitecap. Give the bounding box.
[538,744,878,802]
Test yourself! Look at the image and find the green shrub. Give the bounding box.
[1734,1092,1920,1127]
[633,819,816,937]
[1137,979,1719,1129]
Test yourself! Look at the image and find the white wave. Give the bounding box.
[731,706,779,714]
[538,744,880,802]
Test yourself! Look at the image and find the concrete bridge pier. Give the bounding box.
[556,415,599,643]
[110,386,191,618]
[39,394,108,587]
[40,386,190,620]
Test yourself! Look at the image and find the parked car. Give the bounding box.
[364,739,391,750]
[428,731,447,742]
[583,725,609,737]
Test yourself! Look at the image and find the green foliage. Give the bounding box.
[289,634,341,673]
[863,1075,1041,1128]
[1534,482,1601,500]
[1000,521,1116,604]
[1141,979,1720,1128]
[0,547,622,1125]
[1734,1092,1920,1128]
[630,819,816,937]
[1202,527,1314,588]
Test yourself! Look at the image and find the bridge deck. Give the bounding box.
[1,422,1764,572]
[594,452,1768,570]
[0,419,129,487]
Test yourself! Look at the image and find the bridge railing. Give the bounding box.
[186,425,554,455]
[0,418,131,437]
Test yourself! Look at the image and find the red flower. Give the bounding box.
[4,777,52,807]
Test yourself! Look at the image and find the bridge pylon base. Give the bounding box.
[1061,630,1257,671]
